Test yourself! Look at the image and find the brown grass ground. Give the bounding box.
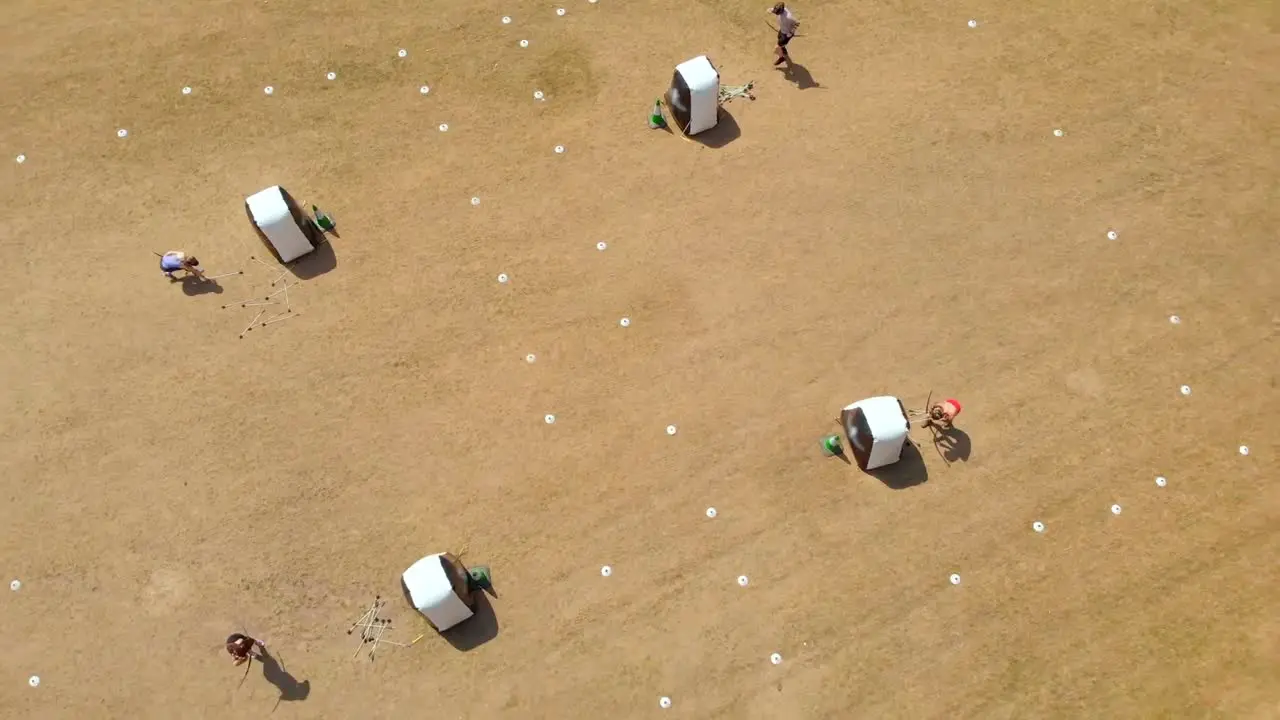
[2,0,1278,717]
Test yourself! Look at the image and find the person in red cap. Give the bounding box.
[922,398,962,430]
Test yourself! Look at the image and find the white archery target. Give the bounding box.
[264,86,274,95]
[534,90,544,100]
[1053,128,1063,137]
[1032,521,1045,533]
[659,697,672,709]
[471,196,480,205]
[554,144,565,154]
[967,19,978,27]
[502,16,512,24]
[326,72,336,81]
[1180,385,1191,396]
[557,8,566,15]
[666,425,677,435]
[28,676,39,687]
[1155,475,1167,487]
[525,354,536,364]
[949,573,961,585]
[619,317,631,327]
[1111,504,1122,515]
[420,85,431,95]
[182,86,192,95]
[600,565,612,577]
[398,48,407,57]
[1169,315,1181,324]
[544,414,556,424]
[596,241,607,251]
[497,273,509,283]
[15,154,25,164]
[737,575,749,587]
[1107,230,1118,240]
[117,128,128,138]
[519,39,529,48]
[770,653,782,665]
[1239,445,1250,456]
[705,507,717,518]
[438,123,449,132]
[9,580,20,591]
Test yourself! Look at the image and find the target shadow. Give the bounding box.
[441,593,499,652]
[692,109,741,149]
[867,442,929,489]
[286,242,337,280]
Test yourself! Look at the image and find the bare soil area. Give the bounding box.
[1,0,1277,717]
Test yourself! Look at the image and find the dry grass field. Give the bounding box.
[2,0,1278,717]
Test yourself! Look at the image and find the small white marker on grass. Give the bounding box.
[1155,475,1167,487]
[949,573,961,585]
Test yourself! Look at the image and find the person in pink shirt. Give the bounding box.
[768,3,800,68]
[922,398,962,430]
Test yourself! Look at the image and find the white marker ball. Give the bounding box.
[544,414,556,424]
[1155,475,1167,487]
[600,565,612,577]
[1032,521,1045,533]
[519,39,529,48]
[659,696,672,709]
[15,154,25,164]
[117,128,128,138]
[666,425,677,435]
[326,72,336,81]
[737,575,749,587]
[619,317,631,327]
[181,86,192,95]
[263,86,274,95]
[398,49,407,58]
[770,652,782,665]
[554,144,565,154]
[28,676,39,687]
[1239,445,1250,456]
[705,507,717,518]
[502,15,512,24]
[967,19,977,28]
[10,580,20,591]
[1053,128,1063,137]
[1180,385,1191,396]
[556,8,566,15]
[1106,230,1118,240]
[1169,315,1181,324]
[533,90,544,100]
[497,273,509,283]
[1110,504,1122,515]
[949,573,961,585]
[589,0,598,4]
[438,123,449,132]
[525,353,536,363]
[420,85,430,95]
[596,241,607,251]
[471,196,480,206]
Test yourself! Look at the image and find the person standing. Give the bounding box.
[769,3,800,68]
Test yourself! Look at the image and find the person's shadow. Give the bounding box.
[259,648,310,710]
[934,427,972,463]
[780,62,820,89]
[175,275,224,296]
